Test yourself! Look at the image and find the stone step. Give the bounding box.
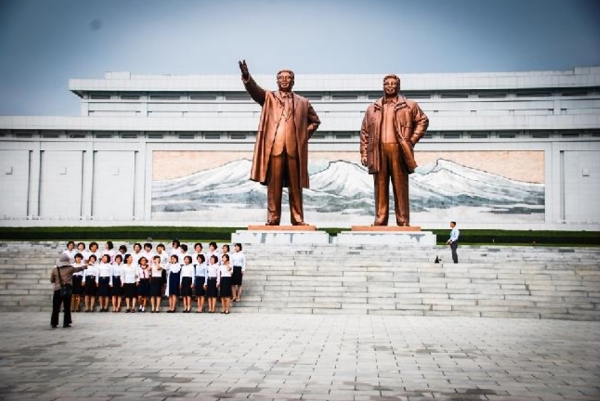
[0,242,598,320]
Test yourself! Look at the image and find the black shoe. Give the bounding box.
[63,324,71,328]
[51,325,57,329]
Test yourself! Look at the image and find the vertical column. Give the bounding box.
[133,138,147,220]
[546,142,563,226]
[80,141,94,219]
[559,150,565,222]
[27,143,41,218]
[140,94,149,117]
[81,98,89,116]
[143,143,154,222]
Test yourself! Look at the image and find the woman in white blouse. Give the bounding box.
[180,255,195,313]
[103,241,116,263]
[194,254,208,313]
[219,254,233,314]
[83,254,98,312]
[71,252,86,313]
[137,256,151,313]
[231,243,247,302]
[205,255,219,313]
[111,254,124,312]
[96,254,113,312]
[120,254,138,313]
[166,255,182,313]
[150,255,163,313]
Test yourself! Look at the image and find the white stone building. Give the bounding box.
[0,67,599,229]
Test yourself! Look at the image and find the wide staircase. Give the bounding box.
[1,242,599,320]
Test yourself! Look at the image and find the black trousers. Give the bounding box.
[50,290,72,327]
[450,241,459,264]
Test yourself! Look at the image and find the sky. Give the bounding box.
[0,0,599,116]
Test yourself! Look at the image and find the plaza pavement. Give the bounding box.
[0,312,598,401]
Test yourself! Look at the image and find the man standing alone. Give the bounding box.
[447,221,460,263]
[239,60,320,226]
[360,74,428,226]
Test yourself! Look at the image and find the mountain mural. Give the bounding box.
[152,158,544,217]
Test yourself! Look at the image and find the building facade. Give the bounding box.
[0,67,599,229]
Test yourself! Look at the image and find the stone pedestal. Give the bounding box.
[336,226,436,246]
[351,225,422,232]
[232,225,330,244]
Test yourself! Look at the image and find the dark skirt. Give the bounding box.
[97,276,111,297]
[123,283,136,299]
[84,276,97,296]
[138,278,150,298]
[181,277,193,297]
[169,271,181,296]
[231,266,243,286]
[206,277,218,297]
[219,277,232,298]
[151,277,163,297]
[195,276,206,297]
[72,275,83,295]
[111,276,122,296]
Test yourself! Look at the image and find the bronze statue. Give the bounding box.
[360,74,429,226]
[239,60,321,226]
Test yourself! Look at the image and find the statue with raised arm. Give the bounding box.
[239,60,321,226]
[360,74,429,226]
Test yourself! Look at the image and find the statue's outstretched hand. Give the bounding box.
[238,60,250,81]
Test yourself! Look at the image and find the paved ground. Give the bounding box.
[0,312,599,401]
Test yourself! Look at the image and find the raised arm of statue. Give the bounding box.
[239,60,266,107]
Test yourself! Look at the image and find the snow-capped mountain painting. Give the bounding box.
[151,157,544,225]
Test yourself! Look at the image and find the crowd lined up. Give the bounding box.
[58,240,247,315]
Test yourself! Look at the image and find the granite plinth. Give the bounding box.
[351,225,422,232]
[335,230,436,246]
[248,225,317,231]
[232,227,329,244]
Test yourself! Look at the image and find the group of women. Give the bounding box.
[61,239,247,314]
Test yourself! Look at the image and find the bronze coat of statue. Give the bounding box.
[360,74,429,226]
[239,60,321,226]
